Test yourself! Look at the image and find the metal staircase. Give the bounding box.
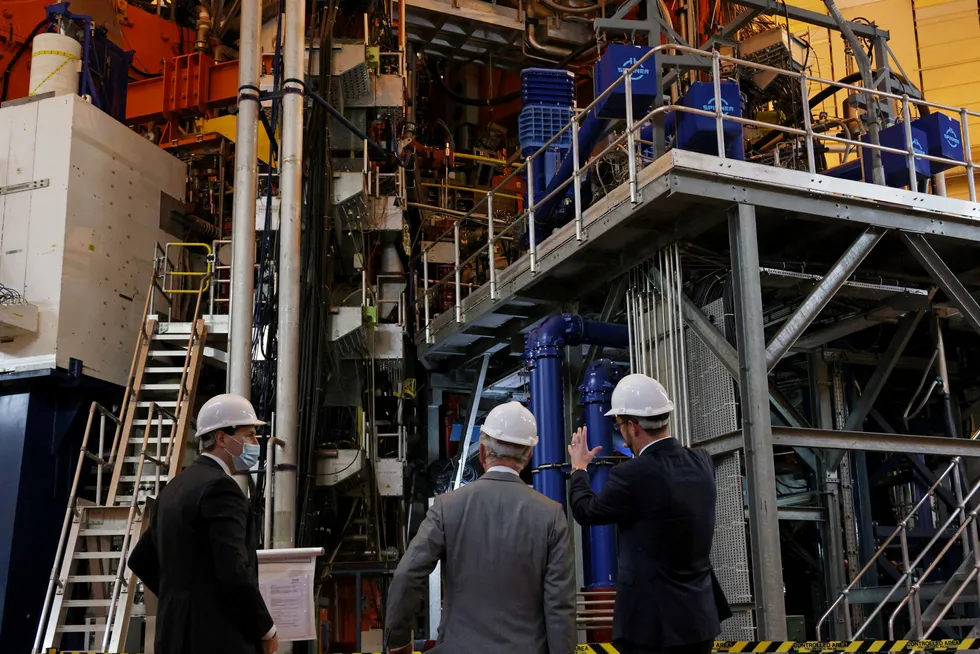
[33,259,211,654]
[817,428,980,641]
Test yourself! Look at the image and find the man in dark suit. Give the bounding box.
[567,374,729,654]
[128,394,278,654]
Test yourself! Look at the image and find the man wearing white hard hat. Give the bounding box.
[128,394,279,654]
[567,374,730,654]
[385,401,576,654]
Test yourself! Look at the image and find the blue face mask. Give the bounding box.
[225,437,261,472]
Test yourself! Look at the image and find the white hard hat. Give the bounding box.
[195,393,267,438]
[605,374,674,418]
[480,401,538,447]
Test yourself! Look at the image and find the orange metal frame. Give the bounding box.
[126,51,240,123]
[0,0,191,102]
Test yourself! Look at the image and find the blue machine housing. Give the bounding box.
[862,122,930,188]
[675,81,745,160]
[912,112,964,176]
[594,44,657,120]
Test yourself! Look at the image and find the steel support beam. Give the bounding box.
[728,0,888,39]
[765,228,885,371]
[903,233,980,336]
[700,426,980,458]
[452,353,491,490]
[582,276,629,376]
[824,303,930,470]
[728,204,787,639]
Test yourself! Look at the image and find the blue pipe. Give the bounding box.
[532,113,612,242]
[580,359,622,589]
[524,314,629,507]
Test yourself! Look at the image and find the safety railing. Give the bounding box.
[99,401,181,652]
[150,240,231,321]
[413,43,980,345]
[816,428,980,640]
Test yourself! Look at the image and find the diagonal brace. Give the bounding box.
[903,233,980,337]
[766,228,885,371]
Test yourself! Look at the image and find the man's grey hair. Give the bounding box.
[480,432,533,467]
[626,414,670,432]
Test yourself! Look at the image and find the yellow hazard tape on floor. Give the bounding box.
[47,640,980,654]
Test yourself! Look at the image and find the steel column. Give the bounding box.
[765,228,884,371]
[273,0,305,551]
[227,0,262,398]
[903,233,980,336]
[728,204,787,639]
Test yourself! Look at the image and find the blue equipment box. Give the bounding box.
[861,122,930,188]
[594,44,657,119]
[522,68,575,107]
[519,105,573,152]
[675,81,744,160]
[911,112,964,176]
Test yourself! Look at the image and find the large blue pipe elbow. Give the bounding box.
[580,359,621,589]
[525,315,628,508]
[533,114,612,239]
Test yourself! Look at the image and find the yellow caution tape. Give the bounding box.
[28,49,81,97]
[46,640,980,654]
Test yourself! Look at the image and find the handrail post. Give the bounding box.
[899,524,922,637]
[454,218,462,323]
[902,96,918,190]
[711,52,726,160]
[487,192,497,299]
[527,156,537,273]
[423,250,431,343]
[961,108,976,202]
[624,73,638,205]
[571,115,584,240]
[800,75,816,174]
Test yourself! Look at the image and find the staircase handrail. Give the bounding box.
[817,428,980,639]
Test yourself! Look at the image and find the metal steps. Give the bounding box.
[106,317,208,507]
[34,267,211,654]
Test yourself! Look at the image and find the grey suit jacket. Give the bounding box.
[385,470,577,654]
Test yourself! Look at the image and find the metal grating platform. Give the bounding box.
[416,149,980,372]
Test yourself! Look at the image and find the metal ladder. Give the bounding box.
[817,428,980,641]
[33,270,210,653]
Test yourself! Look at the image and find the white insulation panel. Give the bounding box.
[0,94,185,385]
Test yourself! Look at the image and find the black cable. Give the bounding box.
[752,71,864,152]
[2,19,50,102]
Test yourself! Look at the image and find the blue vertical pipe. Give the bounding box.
[580,359,621,589]
[528,351,567,505]
[525,314,629,508]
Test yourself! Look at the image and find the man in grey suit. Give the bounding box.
[384,401,577,654]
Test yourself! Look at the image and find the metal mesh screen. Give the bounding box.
[685,298,755,640]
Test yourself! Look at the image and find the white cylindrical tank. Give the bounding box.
[29,33,81,97]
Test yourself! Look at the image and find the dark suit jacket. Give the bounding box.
[385,471,577,654]
[569,437,725,649]
[128,456,273,654]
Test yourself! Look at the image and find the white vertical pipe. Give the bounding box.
[228,0,262,399]
[274,0,304,551]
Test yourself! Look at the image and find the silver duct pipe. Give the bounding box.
[228,0,261,401]
[524,20,574,59]
[274,0,304,550]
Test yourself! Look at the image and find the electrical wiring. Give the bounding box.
[0,283,24,304]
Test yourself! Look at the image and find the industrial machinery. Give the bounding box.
[1,0,980,647]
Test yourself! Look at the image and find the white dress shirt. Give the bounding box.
[486,465,521,476]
